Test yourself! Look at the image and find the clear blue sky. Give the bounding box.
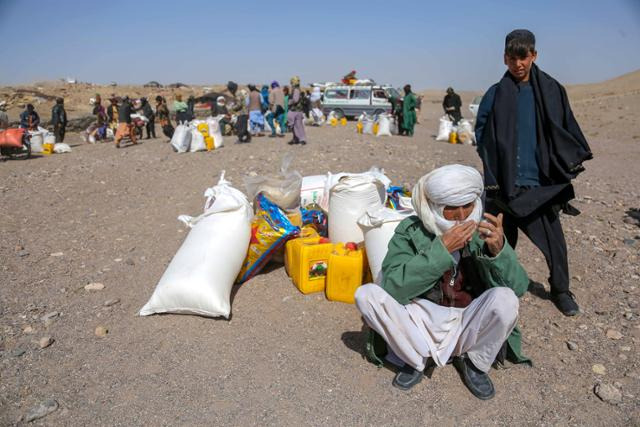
[1,0,639,90]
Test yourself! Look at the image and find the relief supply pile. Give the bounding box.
[436,116,475,145]
[140,158,426,324]
[170,117,225,153]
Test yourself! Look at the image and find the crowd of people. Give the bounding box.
[1,28,596,404]
[4,75,432,149]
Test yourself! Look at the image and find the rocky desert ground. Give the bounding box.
[1,71,639,425]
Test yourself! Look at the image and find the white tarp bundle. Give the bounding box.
[139,172,253,318]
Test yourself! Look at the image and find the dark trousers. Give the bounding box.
[447,110,462,125]
[146,118,156,138]
[498,205,570,294]
[54,124,65,142]
[235,114,251,142]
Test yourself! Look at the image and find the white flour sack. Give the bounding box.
[206,116,224,148]
[139,172,252,318]
[328,168,390,244]
[300,175,327,208]
[170,124,191,152]
[376,114,392,136]
[358,207,415,284]
[436,116,453,141]
[189,127,207,152]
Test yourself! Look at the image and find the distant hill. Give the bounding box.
[567,69,640,101]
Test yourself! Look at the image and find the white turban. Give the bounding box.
[411,164,484,236]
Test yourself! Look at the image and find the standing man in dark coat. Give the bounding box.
[141,97,156,139]
[443,87,462,124]
[475,29,592,316]
[51,97,68,142]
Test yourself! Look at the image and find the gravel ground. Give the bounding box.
[1,74,639,425]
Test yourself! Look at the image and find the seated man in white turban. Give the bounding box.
[355,164,530,399]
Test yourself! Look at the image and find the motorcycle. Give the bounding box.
[0,128,31,159]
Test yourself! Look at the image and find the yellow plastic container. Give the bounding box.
[326,243,371,304]
[285,235,333,294]
[330,117,338,127]
[283,227,319,274]
[205,136,214,151]
[197,123,210,136]
[340,117,347,126]
[356,122,363,134]
[42,143,54,155]
[449,131,458,144]
[372,122,379,135]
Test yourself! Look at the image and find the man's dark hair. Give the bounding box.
[505,29,536,58]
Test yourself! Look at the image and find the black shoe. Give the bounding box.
[392,364,423,391]
[287,139,299,145]
[268,134,276,138]
[551,291,580,316]
[300,140,306,145]
[453,355,495,400]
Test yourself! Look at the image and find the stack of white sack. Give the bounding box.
[139,172,253,318]
[325,167,391,244]
[358,206,415,284]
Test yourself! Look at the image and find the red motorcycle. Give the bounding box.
[0,128,31,159]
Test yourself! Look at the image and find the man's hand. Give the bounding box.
[441,221,476,253]
[478,213,505,256]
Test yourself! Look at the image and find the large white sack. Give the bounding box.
[311,108,325,126]
[319,168,390,212]
[358,207,415,284]
[206,117,224,148]
[139,173,252,318]
[300,175,327,207]
[328,170,389,244]
[44,133,56,145]
[436,116,453,141]
[457,119,476,145]
[28,131,44,153]
[189,128,207,152]
[362,118,375,135]
[376,114,392,137]
[170,124,191,152]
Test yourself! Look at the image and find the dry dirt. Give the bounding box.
[1,71,640,426]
